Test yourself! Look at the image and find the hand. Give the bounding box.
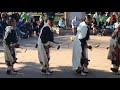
[10,44,15,49]
[15,44,20,48]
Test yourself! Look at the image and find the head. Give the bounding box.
[113,12,116,15]
[22,18,26,23]
[1,12,6,20]
[47,17,54,27]
[100,19,103,22]
[39,16,43,21]
[84,14,92,25]
[75,16,78,20]
[8,17,16,28]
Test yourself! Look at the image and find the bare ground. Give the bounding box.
[0,35,120,78]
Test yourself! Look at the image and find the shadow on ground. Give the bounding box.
[0,61,119,78]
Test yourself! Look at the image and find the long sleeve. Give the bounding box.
[40,26,54,44]
[77,25,88,40]
[4,28,18,46]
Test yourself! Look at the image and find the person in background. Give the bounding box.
[113,16,120,30]
[111,12,117,25]
[58,17,66,29]
[36,16,44,36]
[71,16,80,35]
[98,19,105,29]
[11,12,20,23]
[24,18,33,37]
[91,18,98,35]
[106,17,111,26]
[31,15,37,34]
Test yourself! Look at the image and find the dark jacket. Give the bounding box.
[40,26,54,44]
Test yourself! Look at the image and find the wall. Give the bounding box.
[66,12,86,27]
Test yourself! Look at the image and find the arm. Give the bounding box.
[78,26,88,39]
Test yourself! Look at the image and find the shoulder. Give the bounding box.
[5,26,13,33]
[42,26,50,31]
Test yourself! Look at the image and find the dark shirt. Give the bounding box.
[39,20,44,29]
[5,29,18,46]
[0,20,8,32]
[11,13,20,23]
[40,26,54,44]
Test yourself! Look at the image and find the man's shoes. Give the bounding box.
[6,70,17,75]
[80,72,87,76]
[115,72,120,75]
[47,69,53,74]
[83,67,89,73]
[76,68,87,76]
[41,69,52,75]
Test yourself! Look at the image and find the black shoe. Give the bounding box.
[6,70,11,74]
[6,70,17,75]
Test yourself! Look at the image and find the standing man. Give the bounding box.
[107,16,120,75]
[37,17,60,75]
[71,16,80,35]
[3,17,19,75]
[72,15,92,76]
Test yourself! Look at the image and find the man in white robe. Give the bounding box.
[37,17,60,75]
[72,15,92,76]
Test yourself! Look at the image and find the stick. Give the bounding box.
[24,49,27,53]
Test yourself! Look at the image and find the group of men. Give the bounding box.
[2,14,92,75]
[3,13,120,76]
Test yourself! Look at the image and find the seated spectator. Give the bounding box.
[113,16,120,30]
[98,19,105,29]
[58,17,66,29]
[111,12,117,25]
[24,19,33,37]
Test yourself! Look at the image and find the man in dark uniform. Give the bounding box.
[3,17,19,75]
[37,17,60,75]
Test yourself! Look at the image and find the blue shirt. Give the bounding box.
[58,20,65,27]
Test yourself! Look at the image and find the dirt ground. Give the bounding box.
[0,34,120,78]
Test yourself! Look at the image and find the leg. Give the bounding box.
[81,44,89,73]
[6,61,17,75]
[72,27,75,35]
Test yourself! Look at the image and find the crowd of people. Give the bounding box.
[91,12,118,36]
[1,12,120,76]
[0,12,45,42]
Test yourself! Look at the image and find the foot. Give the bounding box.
[115,72,120,75]
[47,69,53,74]
[41,69,52,75]
[6,70,17,75]
[83,67,89,73]
[80,72,87,76]
[13,69,19,72]
[76,68,87,76]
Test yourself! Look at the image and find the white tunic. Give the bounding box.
[72,22,88,70]
[3,26,16,62]
[38,23,58,67]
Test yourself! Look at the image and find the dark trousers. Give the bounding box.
[81,42,89,66]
